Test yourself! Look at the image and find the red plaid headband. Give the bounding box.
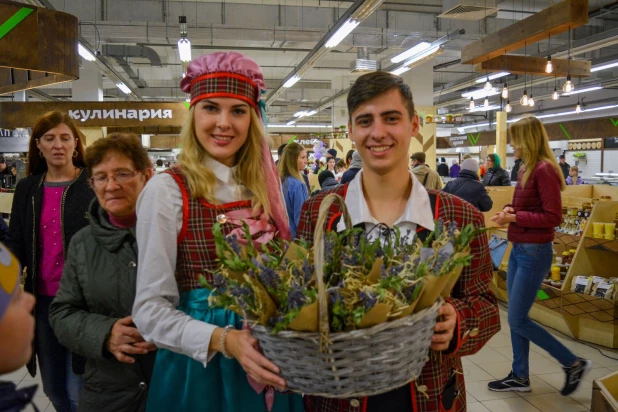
[189,72,260,111]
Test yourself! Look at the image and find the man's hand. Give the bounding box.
[106,316,153,364]
[431,303,457,351]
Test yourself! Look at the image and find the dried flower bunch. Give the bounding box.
[203,219,478,334]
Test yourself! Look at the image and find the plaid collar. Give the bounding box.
[189,72,259,111]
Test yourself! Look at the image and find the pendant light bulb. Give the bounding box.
[575,100,582,113]
[501,83,509,99]
[484,97,489,108]
[520,90,528,106]
[552,87,559,100]
[484,78,492,91]
[545,56,553,74]
[469,97,475,110]
[563,74,574,93]
[528,94,535,107]
[505,100,512,113]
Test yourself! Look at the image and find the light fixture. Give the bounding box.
[116,82,131,94]
[483,97,489,108]
[325,18,360,48]
[475,72,510,83]
[389,46,444,76]
[287,120,296,126]
[461,88,499,99]
[528,94,535,107]
[468,105,501,113]
[390,41,431,63]
[591,61,618,72]
[469,97,475,110]
[177,16,191,63]
[305,110,318,117]
[484,78,492,91]
[293,110,307,118]
[283,75,301,88]
[390,66,410,76]
[561,86,602,96]
[267,124,333,128]
[505,100,512,113]
[533,104,618,119]
[563,74,574,93]
[575,100,582,113]
[520,90,528,106]
[552,87,559,100]
[141,135,151,148]
[545,56,553,74]
[501,82,508,99]
[78,43,96,62]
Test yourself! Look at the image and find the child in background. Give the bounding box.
[0,243,38,411]
[335,159,347,181]
[566,166,584,185]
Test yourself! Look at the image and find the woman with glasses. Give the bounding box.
[6,111,93,412]
[49,133,156,412]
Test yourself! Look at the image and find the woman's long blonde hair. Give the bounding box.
[509,116,565,191]
[177,106,271,216]
[278,142,304,182]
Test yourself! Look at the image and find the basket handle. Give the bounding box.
[313,193,353,347]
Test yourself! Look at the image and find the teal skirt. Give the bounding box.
[146,289,304,412]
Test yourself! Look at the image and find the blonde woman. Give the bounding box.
[489,116,590,396]
[132,52,302,412]
[278,142,308,239]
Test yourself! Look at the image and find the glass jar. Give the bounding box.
[562,251,571,265]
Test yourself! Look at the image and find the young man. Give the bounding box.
[297,71,500,412]
[559,154,570,180]
[437,157,449,177]
[410,152,444,190]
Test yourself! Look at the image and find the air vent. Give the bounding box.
[439,4,499,21]
[350,59,378,73]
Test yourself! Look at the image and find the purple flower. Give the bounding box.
[403,284,419,301]
[447,221,458,239]
[328,288,342,304]
[287,282,306,310]
[359,290,377,310]
[389,264,403,277]
[258,267,280,290]
[381,264,388,278]
[324,235,335,264]
[226,234,241,255]
[230,284,252,298]
[212,274,229,291]
[301,260,314,284]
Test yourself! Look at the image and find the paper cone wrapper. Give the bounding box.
[365,258,384,285]
[439,247,471,299]
[388,289,423,320]
[287,301,319,332]
[245,275,277,325]
[358,303,392,328]
[284,242,309,262]
[414,275,451,313]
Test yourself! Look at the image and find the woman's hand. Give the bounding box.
[106,316,153,364]
[491,211,516,226]
[225,329,286,389]
[502,206,515,214]
[430,303,457,351]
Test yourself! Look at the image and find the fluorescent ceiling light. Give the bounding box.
[401,46,442,67]
[325,19,360,48]
[78,43,96,62]
[391,41,431,64]
[268,124,333,128]
[527,104,617,120]
[475,72,510,83]
[178,38,192,62]
[390,66,411,76]
[461,88,500,99]
[305,110,318,117]
[287,120,296,126]
[468,105,501,112]
[591,61,618,72]
[561,86,603,96]
[116,82,131,94]
[283,75,301,88]
[293,111,307,118]
[459,123,490,130]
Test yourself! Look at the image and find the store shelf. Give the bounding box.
[584,236,618,253]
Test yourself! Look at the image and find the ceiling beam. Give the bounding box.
[474,56,591,77]
[461,0,589,65]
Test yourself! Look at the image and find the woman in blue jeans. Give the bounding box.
[488,116,591,396]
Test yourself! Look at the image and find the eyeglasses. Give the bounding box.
[89,170,140,188]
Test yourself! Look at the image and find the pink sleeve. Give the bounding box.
[515,163,562,229]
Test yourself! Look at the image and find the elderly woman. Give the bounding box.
[49,133,156,412]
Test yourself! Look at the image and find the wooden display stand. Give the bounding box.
[592,370,618,412]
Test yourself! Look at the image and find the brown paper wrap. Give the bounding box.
[439,247,470,299]
[245,275,277,324]
[358,303,392,328]
[287,301,319,332]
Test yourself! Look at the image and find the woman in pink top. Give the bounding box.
[7,111,94,412]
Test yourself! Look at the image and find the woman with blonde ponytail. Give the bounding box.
[278,142,308,238]
[132,52,302,412]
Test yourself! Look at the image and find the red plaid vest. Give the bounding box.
[165,168,266,293]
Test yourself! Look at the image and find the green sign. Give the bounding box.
[610,118,618,127]
[467,133,480,145]
[0,7,34,40]
[558,124,572,140]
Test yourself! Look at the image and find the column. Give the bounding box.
[72,61,105,146]
[496,111,507,166]
[401,60,436,170]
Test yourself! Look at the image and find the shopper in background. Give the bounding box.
[410,152,443,190]
[489,116,590,396]
[49,134,156,412]
[449,159,460,178]
[345,149,355,169]
[559,154,570,180]
[326,157,336,174]
[278,142,309,239]
[132,52,302,412]
[326,148,338,162]
[0,244,39,411]
[335,159,347,181]
[318,170,339,192]
[340,150,362,185]
[442,159,493,212]
[479,159,486,178]
[314,156,327,175]
[437,157,449,177]
[275,143,287,165]
[566,165,583,185]
[0,156,12,189]
[482,154,511,186]
[511,155,522,182]
[7,111,93,412]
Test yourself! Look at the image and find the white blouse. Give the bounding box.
[132,158,252,367]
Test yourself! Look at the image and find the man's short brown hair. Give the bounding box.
[347,71,415,122]
[410,152,426,163]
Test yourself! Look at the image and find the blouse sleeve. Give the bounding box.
[289,178,309,239]
[132,173,217,367]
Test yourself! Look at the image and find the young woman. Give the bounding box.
[49,133,156,412]
[489,116,590,396]
[326,157,336,173]
[7,111,93,412]
[278,142,308,239]
[566,166,584,185]
[132,52,303,412]
[482,154,511,186]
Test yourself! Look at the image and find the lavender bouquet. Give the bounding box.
[204,219,478,334]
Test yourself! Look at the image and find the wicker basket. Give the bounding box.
[252,194,441,398]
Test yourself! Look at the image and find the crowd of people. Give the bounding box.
[0,51,592,412]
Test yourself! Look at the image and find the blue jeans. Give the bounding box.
[507,242,578,378]
[35,295,83,412]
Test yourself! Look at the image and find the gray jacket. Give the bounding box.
[49,199,156,412]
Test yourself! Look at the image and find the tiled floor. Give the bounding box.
[2,308,617,412]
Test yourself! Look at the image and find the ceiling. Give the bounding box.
[11,0,618,134]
